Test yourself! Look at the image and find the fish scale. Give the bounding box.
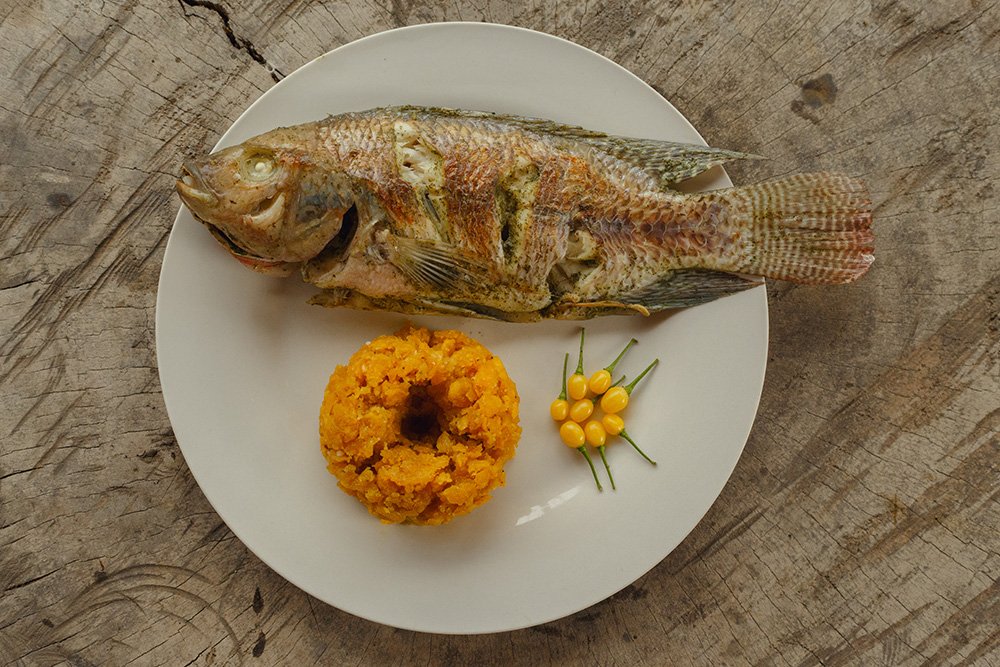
[175,106,873,321]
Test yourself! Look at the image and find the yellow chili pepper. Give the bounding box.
[601,409,657,465]
[569,398,594,423]
[567,328,588,400]
[588,337,637,395]
[601,413,625,436]
[559,421,585,448]
[584,420,616,490]
[599,386,629,414]
[588,371,613,397]
[560,421,603,491]
[550,353,570,421]
[598,358,659,414]
[584,419,607,447]
[567,375,589,401]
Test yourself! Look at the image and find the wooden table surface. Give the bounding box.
[2,1,998,664]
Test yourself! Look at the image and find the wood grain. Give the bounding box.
[1,0,997,664]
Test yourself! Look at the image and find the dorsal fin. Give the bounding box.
[587,137,757,187]
[388,106,758,187]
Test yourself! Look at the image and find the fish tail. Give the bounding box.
[729,172,874,284]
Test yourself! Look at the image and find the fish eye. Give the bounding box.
[241,150,277,181]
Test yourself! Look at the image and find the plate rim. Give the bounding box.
[155,21,769,634]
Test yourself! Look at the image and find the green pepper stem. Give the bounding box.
[558,352,569,400]
[574,328,586,375]
[597,445,616,490]
[605,338,637,373]
[619,429,656,465]
[624,358,659,395]
[577,446,603,491]
[612,375,626,387]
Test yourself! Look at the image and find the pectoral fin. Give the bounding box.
[386,236,492,291]
[621,269,762,311]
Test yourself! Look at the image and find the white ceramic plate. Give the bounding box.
[156,23,767,634]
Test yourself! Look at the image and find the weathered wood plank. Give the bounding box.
[1,0,997,664]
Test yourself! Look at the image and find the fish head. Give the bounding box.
[176,131,355,275]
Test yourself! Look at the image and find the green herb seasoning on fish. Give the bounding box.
[176,106,873,321]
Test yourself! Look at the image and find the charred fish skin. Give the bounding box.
[175,106,873,321]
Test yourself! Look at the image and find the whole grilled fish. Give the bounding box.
[176,106,873,321]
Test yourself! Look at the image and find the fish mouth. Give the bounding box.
[202,221,298,276]
[247,192,286,228]
[176,161,218,206]
[204,223,255,257]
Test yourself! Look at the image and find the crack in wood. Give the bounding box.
[3,567,60,593]
[176,0,284,83]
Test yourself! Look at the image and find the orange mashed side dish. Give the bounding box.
[319,326,521,525]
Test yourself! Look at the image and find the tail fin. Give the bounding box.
[732,173,873,284]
